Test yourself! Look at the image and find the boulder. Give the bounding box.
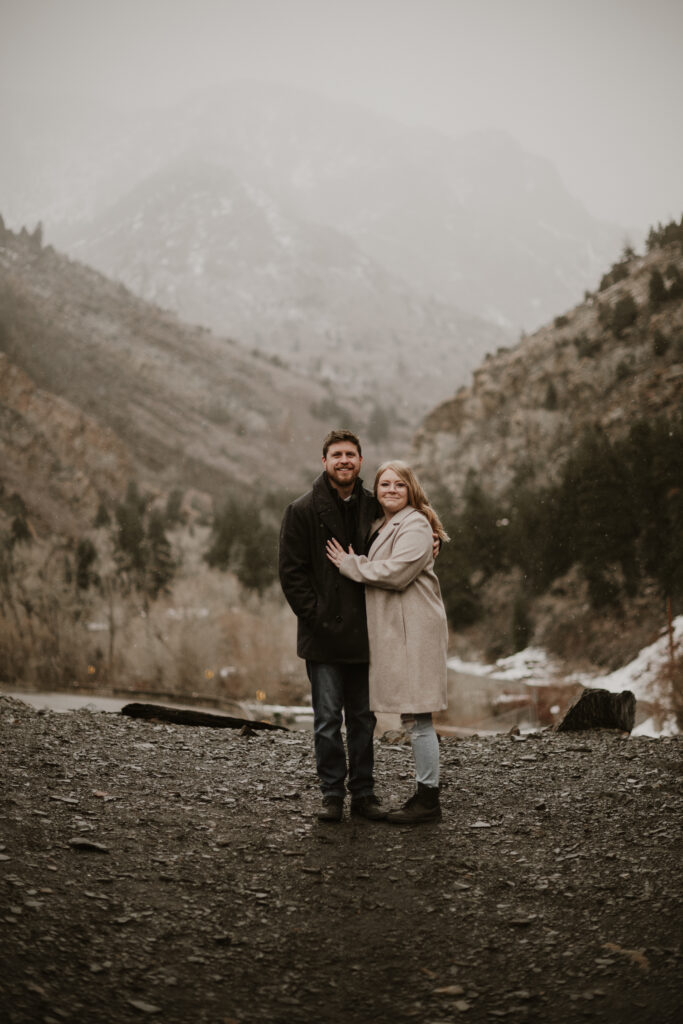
[557,688,636,733]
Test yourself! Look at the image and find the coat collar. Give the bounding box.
[382,504,418,528]
[311,472,363,540]
[370,505,419,553]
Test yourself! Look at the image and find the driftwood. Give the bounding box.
[557,688,636,733]
[121,702,287,731]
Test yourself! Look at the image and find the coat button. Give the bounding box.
[335,615,343,623]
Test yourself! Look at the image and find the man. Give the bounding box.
[278,429,385,822]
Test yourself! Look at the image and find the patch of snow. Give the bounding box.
[447,647,559,686]
[632,715,678,738]
[449,621,682,737]
[579,616,683,707]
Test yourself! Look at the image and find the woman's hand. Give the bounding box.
[326,538,354,568]
[432,532,441,560]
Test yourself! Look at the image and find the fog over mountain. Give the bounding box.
[3,0,681,230]
[4,83,623,333]
[1,1,680,441]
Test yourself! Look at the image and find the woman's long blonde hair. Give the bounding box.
[374,461,450,542]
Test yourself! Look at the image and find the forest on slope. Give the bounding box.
[413,220,683,697]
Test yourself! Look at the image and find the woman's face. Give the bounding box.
[377,469,409,515]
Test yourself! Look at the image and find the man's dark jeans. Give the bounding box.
[306,661,376,799]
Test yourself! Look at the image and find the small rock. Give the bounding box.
[434,984,465,996]
[68,838,109,853]
[127,998,162,1014]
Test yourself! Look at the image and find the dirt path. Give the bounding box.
[0,695,680,1023]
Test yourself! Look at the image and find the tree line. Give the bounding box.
[434,414,683,636]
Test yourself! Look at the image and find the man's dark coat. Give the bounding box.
[279,472,380,663]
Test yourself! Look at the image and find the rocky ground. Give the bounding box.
[0,695,681,1024]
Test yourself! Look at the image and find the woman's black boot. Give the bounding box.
[386,782,441,824]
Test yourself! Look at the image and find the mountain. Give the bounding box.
[0,220,369,533]
[412,238,683,500]
[410,224,683,669]
[57,157,505,423]
[1,84,624,354]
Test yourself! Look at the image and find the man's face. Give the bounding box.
[323,442,362,492]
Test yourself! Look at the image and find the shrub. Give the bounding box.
[615,358,633,381]
[204,498,278,593]
[94,502,111,528]
[653,330,669,357]
[310,395,352,422]
[544,380,559,410]
[574,333,602,358]
[611,294,639,337]
[599,258,631,292]
[648,269,668,308]
[646,217,683,252]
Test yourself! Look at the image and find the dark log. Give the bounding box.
[121,702,287,731]
[557,688,636,733]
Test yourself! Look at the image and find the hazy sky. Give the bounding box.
[2,0,681,232]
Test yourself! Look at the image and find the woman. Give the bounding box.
[326,460,449,823]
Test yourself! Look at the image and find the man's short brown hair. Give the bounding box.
[322,429,362,458]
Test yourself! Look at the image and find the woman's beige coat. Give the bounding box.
[338,505,448,714]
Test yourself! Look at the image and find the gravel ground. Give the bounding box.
[0,695,681,1024]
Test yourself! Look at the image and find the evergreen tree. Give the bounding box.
[512,591,532,651]
[164,488,184,526]
[648,269,667,308]
[94,501,111,528]
[544,380,558,410]
[433,533,482,628]
[461,471,505,578]
[75,538,98,590]
[115,483,146,576]
[570,430,638,606]
[624,416,683,601]
[611,294,639,337]
[233,522,279,594]
[146,510,174,597]
[204,498,254,571]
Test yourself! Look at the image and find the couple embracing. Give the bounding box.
[278,429,449,824]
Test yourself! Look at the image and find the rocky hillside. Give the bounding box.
[412,224,683,669]
[0,220,365,532]
[0,353,131,535]
[414,235,683,502]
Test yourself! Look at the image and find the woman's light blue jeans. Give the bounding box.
[401,712,439,787]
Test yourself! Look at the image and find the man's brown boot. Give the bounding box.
[317,795,344,822]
